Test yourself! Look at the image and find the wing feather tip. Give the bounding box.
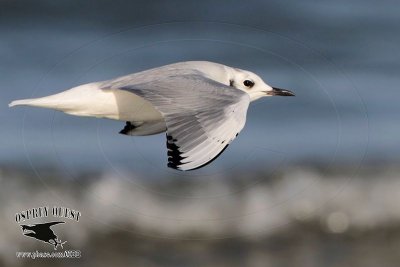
[167,143,231,171]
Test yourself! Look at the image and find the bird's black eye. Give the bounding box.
[243,80,254,88]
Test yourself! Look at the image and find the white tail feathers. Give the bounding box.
[8,84,98,111]
[7,83,163,121]
[8,98,58,108]
[8,93,78,111]
[8,99,34,107]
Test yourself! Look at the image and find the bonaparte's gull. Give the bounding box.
[9,61,294,170]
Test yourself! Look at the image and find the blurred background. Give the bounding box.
[0,0,399,266]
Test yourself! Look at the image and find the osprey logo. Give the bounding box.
[15,206,81,251]
[20,221,67,250]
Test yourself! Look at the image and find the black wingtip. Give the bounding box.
[165,134,234,171]
[166,134,186,170]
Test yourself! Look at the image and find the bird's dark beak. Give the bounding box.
[267,87,295,96]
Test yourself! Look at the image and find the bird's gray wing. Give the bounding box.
[102,74,250,171]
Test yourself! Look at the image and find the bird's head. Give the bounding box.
[181,61,295,102]
[227,67,295,101]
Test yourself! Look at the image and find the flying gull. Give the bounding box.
[9,61,294,170]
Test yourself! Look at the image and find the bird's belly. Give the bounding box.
[60,83,164,123]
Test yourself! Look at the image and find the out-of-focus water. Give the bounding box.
[0,0,399,174]
[2,167,400,267]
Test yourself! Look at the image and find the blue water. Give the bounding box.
[0,1,399,174]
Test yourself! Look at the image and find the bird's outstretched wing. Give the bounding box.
[37,221,65,228]
[102,74,250,171]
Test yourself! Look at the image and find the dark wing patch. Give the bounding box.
[166,134,187,169]
[119,121,137,135]
[166,133,233,171]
